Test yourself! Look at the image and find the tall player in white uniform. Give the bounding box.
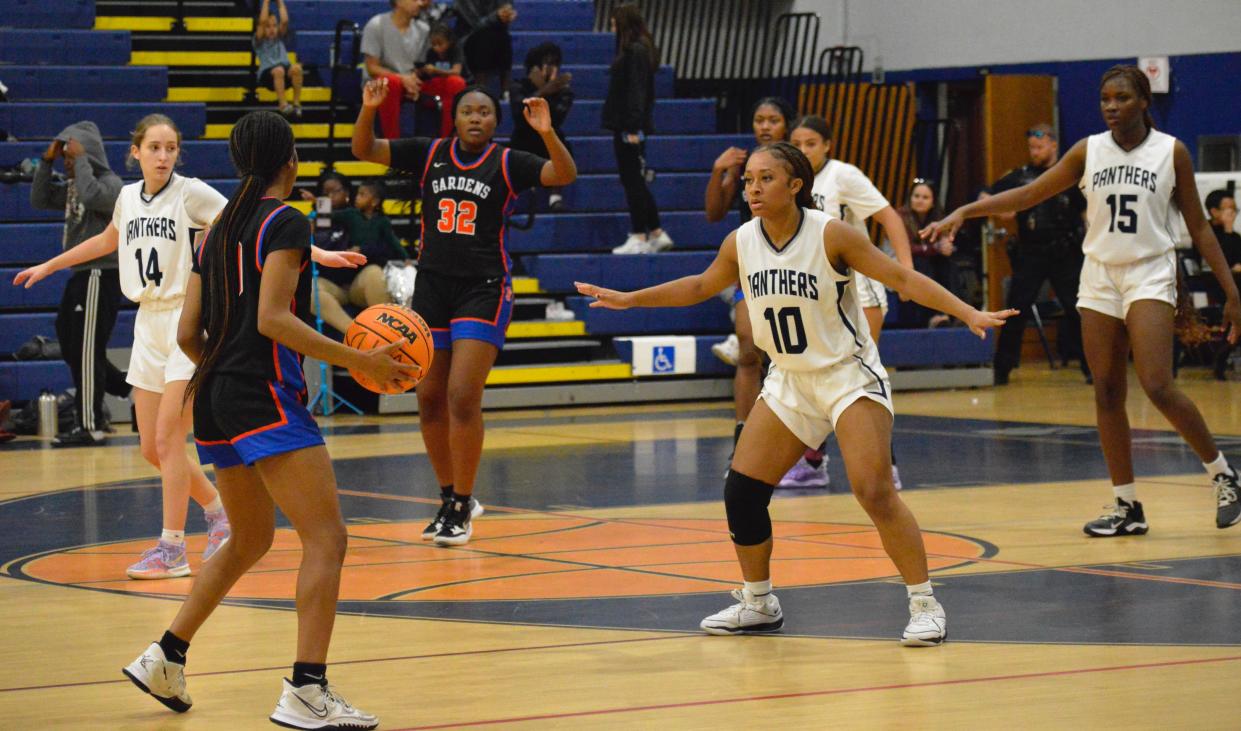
[15,115,367,578]
[577,143,1014,643]
[923,65,1241,533]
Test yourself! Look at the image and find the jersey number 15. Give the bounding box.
[1105,193,1138,234]
[437,198,478,235]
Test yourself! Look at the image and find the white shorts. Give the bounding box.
[759,345,894,448]
[126,300,197,394]
[1077,251,1176,320]
[854,270,889,315]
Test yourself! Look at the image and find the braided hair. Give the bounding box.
[186,111,295,402]
[1101,64,1156,130]
[751,141,816,211]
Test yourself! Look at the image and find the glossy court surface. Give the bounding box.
[1,367,1239,728]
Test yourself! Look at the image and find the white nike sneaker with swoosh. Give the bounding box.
[122,642,192,713]
[270,678,378,730]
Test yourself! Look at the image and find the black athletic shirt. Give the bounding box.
[389,136,545,278]
[192,197,312,388]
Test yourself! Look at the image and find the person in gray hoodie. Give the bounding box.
[30,121,127,446]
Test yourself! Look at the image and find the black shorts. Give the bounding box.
[412,268,513,350]
[193,374,323,468]
[258,63,292,90]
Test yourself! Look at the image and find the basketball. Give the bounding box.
[344,304,434,394]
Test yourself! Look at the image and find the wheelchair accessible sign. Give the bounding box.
[619,336,698,376]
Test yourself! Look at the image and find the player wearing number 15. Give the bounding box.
[576,143,1014,644]
[352,81,576,545]
[923,65,1241,535]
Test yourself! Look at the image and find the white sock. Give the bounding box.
[1112,483,1137,504]
[744,579,772,597]
[1203,452,1231,479]
[161,529,185,545]
[906,581,933,598]
[203,497,224,515]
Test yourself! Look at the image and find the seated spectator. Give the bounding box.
[424,23,467,80]
[299,170,352,210]
[362,0,466,138]
[509,42,574,211]
[1205,189,1241,379]
[314,180,410,334]
[254,0,303,118]
[453,1,516,98]
[895,179,957,327]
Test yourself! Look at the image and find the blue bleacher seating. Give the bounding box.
[0,311,136,355]
[2,66,168,103]
[510,32,616,67]
[0,224,63,265]
[0,30,129,65]
[0,142,234,181]
[566,295,732,335]
[0,361,76,400]
[506,211,737,254]
[0,0,94,29]
[0,268,71,307]
[0,104,207,142]
[523,252,716,293]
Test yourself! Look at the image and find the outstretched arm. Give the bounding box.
[922,139,1089,243]
[1173,141,1240,343]
[13,223,120,288]
[576,233,741,309]
[352,78,392,165]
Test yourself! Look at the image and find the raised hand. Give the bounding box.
[919,210,965,244]
[523,97,552,135]
[713,146,747,173]
[574,281,632,310]
[362,77,390,109]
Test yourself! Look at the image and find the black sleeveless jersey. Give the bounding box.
[390,136,545,278]
[192,197,312,390]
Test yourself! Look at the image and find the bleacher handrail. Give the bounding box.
[325,19,362,172]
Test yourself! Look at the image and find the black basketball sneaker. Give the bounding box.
[1213,469,1241,529]
[1083,498,1149,537]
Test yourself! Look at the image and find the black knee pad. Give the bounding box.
[724,469,775,545]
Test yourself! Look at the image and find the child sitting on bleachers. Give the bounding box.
[423,24,467,81]
[509,42,574,211]
[253,0,303,118]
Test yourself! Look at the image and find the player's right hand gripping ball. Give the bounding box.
[346,304,434,394]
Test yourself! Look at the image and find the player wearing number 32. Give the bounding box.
[352,80,576,546]
[576,142,1014,644]
[922,65,1241,536]
[13,114,370,581]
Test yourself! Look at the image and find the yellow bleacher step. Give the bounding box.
[511,277,540,295]
[298,161,388,179]
[96,16,254,32]
[485,362,632,386]
[288,199,411,216]
[205,122,353,140]
[168,87,333,103]
[506,321,586,338]
[131,51,298,67]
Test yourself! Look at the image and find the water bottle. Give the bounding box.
[38,390,58,438]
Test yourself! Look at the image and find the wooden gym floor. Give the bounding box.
[1,365,1239,729]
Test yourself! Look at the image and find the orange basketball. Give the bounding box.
[344,304,434,394]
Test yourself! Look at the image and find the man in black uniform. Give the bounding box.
[985,124,1088,385]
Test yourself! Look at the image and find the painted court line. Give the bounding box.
[389,653,1241,729]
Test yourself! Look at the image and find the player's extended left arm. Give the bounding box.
[539,128,577,187]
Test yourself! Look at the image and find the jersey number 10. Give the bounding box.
[762,306,807,355]
[437,198,478,235]
[134,247,164,288]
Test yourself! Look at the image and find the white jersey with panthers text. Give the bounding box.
[1080,129,1178,265]
[810,159,889,235]
[736,207,873,372]
[113,175,227,303]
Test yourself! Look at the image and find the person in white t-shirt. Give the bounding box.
[577,142,1014,645]
[923,65,1241,534]
[15,115,367,579]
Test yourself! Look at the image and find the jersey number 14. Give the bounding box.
[134,247,164,288]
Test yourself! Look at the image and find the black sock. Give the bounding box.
[450,491,472,513]
[158,630,190,665]
[292,661,328,687]
[733,421,744,447]
[439,484,454,502]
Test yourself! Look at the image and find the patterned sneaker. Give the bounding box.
[901,595,947,646]
[422,497,483,540]
[711,334,740,366]
[122,642,192,713]
[433,497,479,546]
[1214,469,1241,529]
[778,456,830,488]
[270,678,378,730]
[202,510,231,562]
[700,588,784,635]
[1083,498,1149,537]
[127,540,191,580]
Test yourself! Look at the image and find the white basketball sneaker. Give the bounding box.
[122,642,192,713]
[700,588,784,635]
[901,595,947,646]
[270,678,379,730]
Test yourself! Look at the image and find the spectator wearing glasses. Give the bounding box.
[983,123,1089,385]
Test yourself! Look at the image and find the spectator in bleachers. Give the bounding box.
[424,23,466,80]
[452,1,516,98]
[254,0,304,118]
[605,4,672,254]
[1205,189,1241,379]
[897,179,957,328]
[315,179,409,335]
[509,42,574,211]
[363,0,466,138]
[28,121,127,446]
[298,170,352,211]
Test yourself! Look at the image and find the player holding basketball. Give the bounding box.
[121,111,415,728]
[352,80,576,546]
[923,65,1241,534]
[577,143,1015,643]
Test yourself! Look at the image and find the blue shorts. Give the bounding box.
[193,375,324,468]
[412,269,513,351]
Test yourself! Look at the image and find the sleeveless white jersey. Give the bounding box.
[113,175,227,303]
[1080,129,1178,265]
[810,160,889,235]
[736,208,871,372]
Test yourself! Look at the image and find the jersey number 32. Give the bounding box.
[437,198,478,236]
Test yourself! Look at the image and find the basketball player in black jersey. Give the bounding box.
[123,111,415,729]
[353,81,576,545]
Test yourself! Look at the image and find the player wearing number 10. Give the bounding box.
[923,65,1241,535]
[577,143,1014,643]
[352,81,576,546]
